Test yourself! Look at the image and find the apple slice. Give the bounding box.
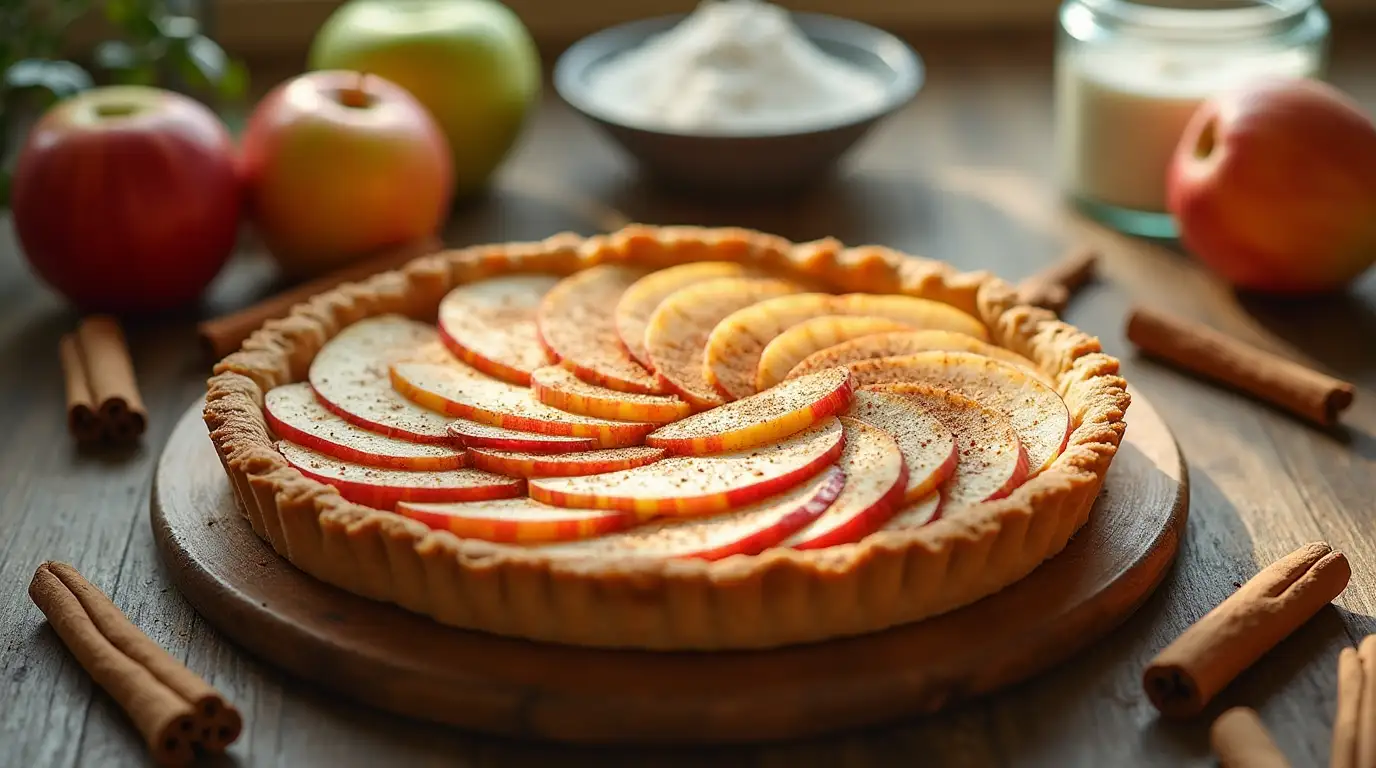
[785,329,1047,384]
[276,440,523,509]
[396,498,633,543]
[467,446,666,478]
[644,276,804,409]
[849,351,1071,476]
[309,316,455,443]
[844,390,957,501]
[645,367,854,455]
[530,417,845,518]
[537,466,845,561]
[615,261,754,369]
[447,419,600,453]
[265,382,465,470]
[536,264,663,394]
[705,293,990,401]
[782,417,907,549]
[865,383,1030,507]
[438,274,559,385]
[530,365,690,424]
[391,358,656,447]
[881,493,942,531]
[755,315,912,390]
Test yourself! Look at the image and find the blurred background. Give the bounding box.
[61,0,1376,60]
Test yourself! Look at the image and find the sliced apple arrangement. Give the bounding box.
[262,263,1081,560]
[644,275,804,409]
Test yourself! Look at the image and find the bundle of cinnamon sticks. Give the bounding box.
[60,316,148,445]
[1140,541,1371,767]
[29,562,241,765]
[1332,636,1376,768]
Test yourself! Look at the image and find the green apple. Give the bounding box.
[308,0,540,200]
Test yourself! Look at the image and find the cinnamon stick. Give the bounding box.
[1143,542,1351,717]
[1333,635,1376,768]
[59,333,102,444]
[1017,246,1098,312]
[60,316,148,445]
[1212,707,1292,768]
[198,235,442,359]
[1126,306,1355,427]
[1363,637,1376,768]
[76,316,147,443]
[28,562,241,764]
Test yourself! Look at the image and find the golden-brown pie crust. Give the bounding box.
[203,225,1130,650]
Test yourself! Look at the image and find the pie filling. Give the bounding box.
[270,264,1073,557]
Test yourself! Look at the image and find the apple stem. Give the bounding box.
[339,72,371,109]
[1193,117,1218,160]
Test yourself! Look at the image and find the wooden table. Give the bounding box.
[4,29,1375,767]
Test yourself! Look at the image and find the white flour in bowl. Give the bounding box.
[584,0,888,134]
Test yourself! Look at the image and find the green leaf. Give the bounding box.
[103,0,142,26]
[4,59,93,100]
[156,14,199,41]
[93,40,140,73]
[219,60,248,100]
[111,64,158,87]
[178,35,247,100]
[101,0,146,26]
[104,0,162,42]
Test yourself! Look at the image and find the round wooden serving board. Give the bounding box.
[152,388,1187,744]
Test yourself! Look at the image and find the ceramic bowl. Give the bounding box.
[553,12,924,197]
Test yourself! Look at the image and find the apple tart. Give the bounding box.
[204,225,1129,650]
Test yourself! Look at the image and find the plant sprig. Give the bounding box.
[0,0,246,205]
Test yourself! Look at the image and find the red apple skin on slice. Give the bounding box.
[265,382,466,470]
[754,315,912,391]
[785,329,1048,385]
[536,264,664,394]
[844,389,957,501]
[615,261,754,370]
[530,365,690,424]
[438,274,560,385]
[645,367,854,455]
[309,316,455,443]
[390,358,655,447]
[396,498,633,543]
[865,383,1030,508]
[644,276,804,410]
[848,351,1070,477]
[446,419,601,453]
[705,293,990,401]
[467,446,666,478]
[881,493,942,531]
[276,440,523,509]
[783,417,907,550]
[536,466,845,561]
[529,418,845,518]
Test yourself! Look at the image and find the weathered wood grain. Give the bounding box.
[2,27,1374,767]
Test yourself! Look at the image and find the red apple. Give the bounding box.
[11,86,241,314]
[240,70,453,278]
[1167,78,1376,294]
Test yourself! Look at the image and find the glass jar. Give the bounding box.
[1054,0,1330,238]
